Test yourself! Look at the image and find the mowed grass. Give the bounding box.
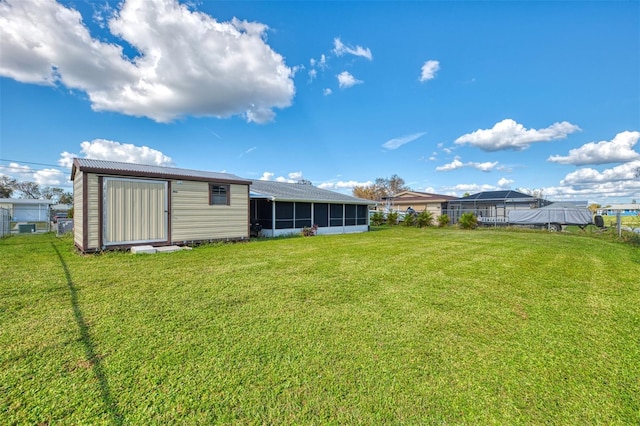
[1,228,639,424]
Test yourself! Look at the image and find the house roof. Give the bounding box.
[453,190,537,202]
[0,198,53,205]
[250,180,374,205]
[71,158,251,185]
[392,191,458,202]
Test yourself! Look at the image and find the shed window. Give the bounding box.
[210,184,230,205]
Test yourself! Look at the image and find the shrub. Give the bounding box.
[370,211,385,226]
[301,224,318,236]
[386,211,399,226]
[403,212,417,227]
[459,212,478,230]
[416,211,434,228]
[67,207,74,219]
[438,214,450,227]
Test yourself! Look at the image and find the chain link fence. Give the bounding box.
[0,207,10,237]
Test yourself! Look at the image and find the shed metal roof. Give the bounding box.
[250,180,373,204]
[71,158,250,184]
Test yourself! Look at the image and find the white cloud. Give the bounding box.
[333,38,372,60]
[560,160,640,185]
[34,169,66,186]
[436,156,499,172]
[0,163,67,187]
[436,158,464,172]
[323,88,333,96]
[0,0,295,123]
[318,180,372,190]
[382,132,426,150]
[239,146,257,158]
[548,131,640,165]
[419,60,440,82]
[337,71,362,88]
[455,119,581,151]
[58,139,174,167]
[449,183,498,194]
[259,172,274,181]
[497,178,514,188]
[259,171,298,183]
[308,69,317,81]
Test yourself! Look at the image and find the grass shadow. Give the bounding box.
[52,242,123,425]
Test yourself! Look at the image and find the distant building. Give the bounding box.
[597,204,640,216]
[0,198,52,222]
[446,190,550,224]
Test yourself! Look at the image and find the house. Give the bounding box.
[71,158,252,253]
[0,198,53,222]
[249,180,374,237]
[383,191,457,219]
[597,203,640,216]
[446,190,550,224]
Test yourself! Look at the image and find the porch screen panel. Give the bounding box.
[104,179,167,245]
[356,205,368,225]
[295,203,312,228]
[345,204,356,226]
[330,204,344,227]
[314,203,328,227]
[275,202,294,229]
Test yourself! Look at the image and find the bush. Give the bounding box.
[301,224,318,236]
[403,212,417,227]
[438,214,450,227]
[416,211,434,228]
[67,207,74,219]
[386,211,399,226]
[459,213,478,230]
[370,211,385,226]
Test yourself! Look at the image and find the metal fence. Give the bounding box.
[0,207,10,238]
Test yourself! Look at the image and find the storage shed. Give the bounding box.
[249,180,374,237]
[71,159,251,253]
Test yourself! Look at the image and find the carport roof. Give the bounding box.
[454,190,536,202]
[250,180,374,204]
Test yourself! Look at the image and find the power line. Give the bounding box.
[0,158,67,169]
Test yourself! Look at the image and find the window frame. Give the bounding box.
[209,183,231,206]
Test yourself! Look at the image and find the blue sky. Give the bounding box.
[1,0,639,204]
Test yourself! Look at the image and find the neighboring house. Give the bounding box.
[71,158,252,253]
[384,191,457,219]
[597,204,640,216]
[446,190,550,224]
[0,198,52,222]
[249,180,374,237]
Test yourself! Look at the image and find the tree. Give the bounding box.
[517,187,544,198]
[0,175,16,198]
[13,181,41,199]
[588,203,601,213]
[352,174,410,201]
[41,187,73,204]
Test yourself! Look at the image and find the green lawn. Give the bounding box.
[1,228,639,424]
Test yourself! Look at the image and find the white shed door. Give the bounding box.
[103,178,168,246]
